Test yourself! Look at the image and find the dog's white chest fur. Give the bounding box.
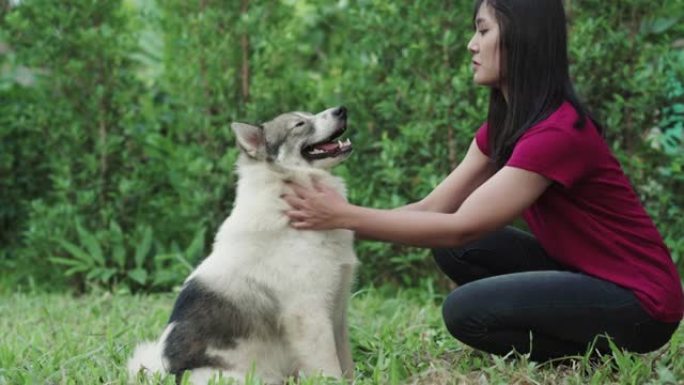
[195,162,357,290]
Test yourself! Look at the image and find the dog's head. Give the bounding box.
[231,106,352,169]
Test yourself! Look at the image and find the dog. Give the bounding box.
[128,106,358,385]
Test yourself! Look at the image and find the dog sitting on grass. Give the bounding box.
[128,107,358,385]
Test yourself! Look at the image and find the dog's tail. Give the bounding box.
[127,339,166,380]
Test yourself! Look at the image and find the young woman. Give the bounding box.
[283,0,683,362]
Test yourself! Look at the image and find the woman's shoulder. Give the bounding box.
[534,101,579,131]
[525,101,598,141]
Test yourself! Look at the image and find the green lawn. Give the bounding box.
[1,285,681,385]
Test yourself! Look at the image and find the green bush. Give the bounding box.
[644,49,684,264]
[1,0,682,292]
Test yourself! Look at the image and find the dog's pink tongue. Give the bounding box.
[315,142,339,151]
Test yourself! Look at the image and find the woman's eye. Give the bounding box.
[479,29,488,36]
[295,121,305,127]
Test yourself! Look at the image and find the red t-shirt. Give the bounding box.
[475,101,684,322]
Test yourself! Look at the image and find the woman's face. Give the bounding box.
[467,2,502,87]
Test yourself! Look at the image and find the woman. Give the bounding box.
[283,0,683,362]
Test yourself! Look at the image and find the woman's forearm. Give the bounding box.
[341,204,476,248]
[353,200,426,240]
[393,200,426,212]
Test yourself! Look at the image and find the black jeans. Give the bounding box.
[432,226,679,362]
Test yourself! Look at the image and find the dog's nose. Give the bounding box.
[333,106,347,119]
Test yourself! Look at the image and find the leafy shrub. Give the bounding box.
[644,49,684,264]
[1,0,682,292]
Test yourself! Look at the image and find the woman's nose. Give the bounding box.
[467,36,478,54]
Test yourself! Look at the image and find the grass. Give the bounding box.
[0,284,682,385]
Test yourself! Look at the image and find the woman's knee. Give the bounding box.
[432,244,496,285]
[431,246,478,285]
[431,227,514,267]
[441,285,489,343]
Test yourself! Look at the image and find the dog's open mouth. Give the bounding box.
[302,126,353,160]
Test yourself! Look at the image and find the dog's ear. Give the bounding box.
[231,122,264,158]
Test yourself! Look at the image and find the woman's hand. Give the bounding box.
[282,180,351,230]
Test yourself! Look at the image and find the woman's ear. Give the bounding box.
[231,122,264,158]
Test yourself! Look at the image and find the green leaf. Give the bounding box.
[56,239,94,266]
[109,221,126,268]
[649,17,679,35]
[101,268,117,282]
[184,227,206,261]
[174,253,194,273]
[76,223,105,267]
[65,265,90,276]
[134,226,153,268]
[127,268,148,285]
[86,268,103,280]
[112,243,126,269]
[48,257,85,268]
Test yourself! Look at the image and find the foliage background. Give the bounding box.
[1,0,683,293]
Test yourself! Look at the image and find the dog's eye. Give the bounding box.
[294,121,305,127]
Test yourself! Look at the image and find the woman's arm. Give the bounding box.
[284,166,551,248]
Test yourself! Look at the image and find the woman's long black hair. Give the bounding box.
[474,0,602,169]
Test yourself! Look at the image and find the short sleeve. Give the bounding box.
[507,126,592,188]
[475,123,490,156]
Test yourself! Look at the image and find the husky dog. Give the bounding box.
[128,107,358,385]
